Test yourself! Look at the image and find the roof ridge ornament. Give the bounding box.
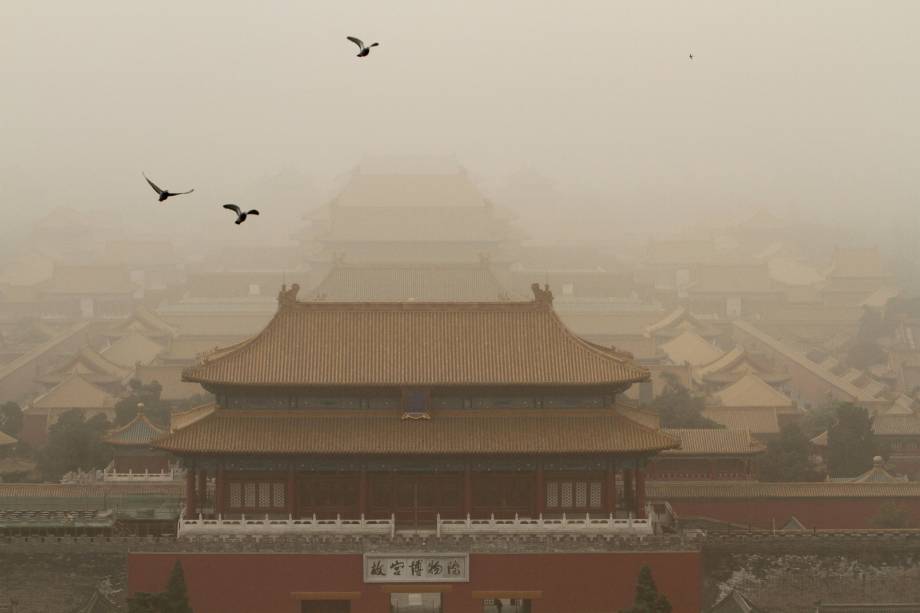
[277,283,301,310]
[530,282,554,306]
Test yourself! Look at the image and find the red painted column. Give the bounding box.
[198,468,207,516]
[535,461,545,516]
[358,466,368,518]
[185,461,197,518]
[605,459,617,515]
[287,464,296,517]
[622,467,634,515]
[215,463,225,517]
[463,461,472,517]
[635,464,647,519]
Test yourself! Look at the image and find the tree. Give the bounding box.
[162,561,193,613]
[127,561,193,613]
[0,401,23,438]
[644,376,722,429]
[869,501,911,529]
[620,565,672,613]
[115,379,168,427]
[758,422,820,482]
[37,410,112,481]
[827,403,876,478]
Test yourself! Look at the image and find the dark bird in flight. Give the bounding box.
[143,173,194,202]
[347,36,379,57]
[223,204,260,225]
[689,53,694,60]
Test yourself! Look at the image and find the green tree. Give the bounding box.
[0,401,23,438]
[869,501,911,529]
[37,410,112,481]
[758,422,820,482]
[127,561,193,613]
[644,376,721,429]
[620,565,672,613]
[827,403,876,478]
[115,379,167,427]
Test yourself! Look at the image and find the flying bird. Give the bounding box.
[347,36,379,57]
[222,204,260,225]
[143,173,194,202]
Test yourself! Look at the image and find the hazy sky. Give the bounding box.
[2,1,919,241]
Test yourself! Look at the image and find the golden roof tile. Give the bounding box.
[153,408,678,455]
[183,293,649,387]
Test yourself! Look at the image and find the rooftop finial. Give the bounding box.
[136,402,144,415]
[277,283,301,309]
[530,282,553,306]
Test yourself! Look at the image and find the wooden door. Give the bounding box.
[301,601,350,613]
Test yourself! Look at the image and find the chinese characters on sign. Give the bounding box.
[363,553,469,583]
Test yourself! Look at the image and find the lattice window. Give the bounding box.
[545,482,559,508]
[574,482,587,508]
[229,483,242,508]
[258,483,272,508]
[272,482,286,508]
[560,482,573,508]
[244,483,256,508]
[589,482,603,508]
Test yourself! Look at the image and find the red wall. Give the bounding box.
[666,497,920,529]
[129,551,701,613]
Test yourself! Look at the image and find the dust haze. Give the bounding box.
[3,1,919,245]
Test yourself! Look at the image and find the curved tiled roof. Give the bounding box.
[105,412,166,446]
[0,430,16,446]
[661,428,766,456]
[154,408,678,455]
[713,374,794,408]
[184,297,649,387]
[647,480,920,499]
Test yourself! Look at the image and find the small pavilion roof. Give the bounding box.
[105,410,166,446]
[709,589,765,613]
[828,457,907,483]
[713,373,794,409]
[184,287,649,388]
[659,331,724,368]
[154,407,679,455]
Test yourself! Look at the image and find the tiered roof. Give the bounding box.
[184,287,649,387]
[155,408,678,455]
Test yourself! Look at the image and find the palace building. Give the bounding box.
[129,284,703,613]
